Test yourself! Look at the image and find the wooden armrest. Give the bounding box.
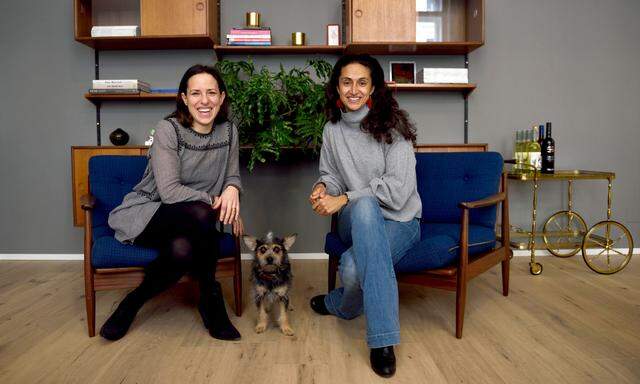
[459,192,506,209]
[80,194,96,210]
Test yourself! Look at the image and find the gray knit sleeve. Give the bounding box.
[315,125,346,196]
[149,121,212,204]
[346,137,417,210]
[222,123,242,194]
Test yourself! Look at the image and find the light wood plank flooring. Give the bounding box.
[0,257,638,383]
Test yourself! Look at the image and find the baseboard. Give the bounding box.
[1,250,636,261]
[0,253,329,261]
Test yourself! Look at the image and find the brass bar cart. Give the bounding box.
[507,167,633,275]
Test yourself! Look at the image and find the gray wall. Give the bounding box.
[1,0,638,253]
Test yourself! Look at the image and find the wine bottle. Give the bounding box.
[538,124,545,146]
[513,131,520,170]
[527,128,541,170]
[522,130,531,169]
[541,122,555,173]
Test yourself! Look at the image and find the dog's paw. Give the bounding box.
[255,323,268,333]
[280,325,295,336]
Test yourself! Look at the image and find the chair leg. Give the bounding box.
[233,270,242,317]
[455,278,467,339]
[85,273,96,337]
[501,256,510,297]
[328,254,338,292]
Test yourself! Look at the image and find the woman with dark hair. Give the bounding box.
[308,54,422,378]
[103,64,243,341]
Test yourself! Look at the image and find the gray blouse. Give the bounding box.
[108,118,241,243]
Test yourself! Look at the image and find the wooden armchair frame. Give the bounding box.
[327,144,512,338]
[80,194,242,337]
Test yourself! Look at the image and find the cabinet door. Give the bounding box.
[140,0,207,36]
[351,0,416,42]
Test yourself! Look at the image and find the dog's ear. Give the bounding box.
[243,235,257,250]
[283,234,297,251]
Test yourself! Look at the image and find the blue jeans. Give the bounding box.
[324,196,420,348]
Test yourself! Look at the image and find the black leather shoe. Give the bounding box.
[99,296,142,341]
[199,281,241,341]
[370,346,396,378]
[310,295,330,315]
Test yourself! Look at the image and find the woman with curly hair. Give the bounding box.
[308,54,422,378]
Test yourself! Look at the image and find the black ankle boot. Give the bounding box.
[310,295,331,315]
[199,281,241,340]
[370,346,396,378]
[99,292,144,341]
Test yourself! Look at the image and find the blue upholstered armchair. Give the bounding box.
[81,155,242,337]
[325,145,511,338]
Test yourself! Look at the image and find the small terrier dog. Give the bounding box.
[243,232,296,336]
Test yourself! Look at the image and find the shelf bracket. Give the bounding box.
[94,50,101,145]
[464,53,469,144]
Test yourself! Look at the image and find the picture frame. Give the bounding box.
[327,24,340,46]
[389,61,416,84]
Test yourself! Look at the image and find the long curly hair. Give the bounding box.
[166,64,229,127]
[325,54,416,144]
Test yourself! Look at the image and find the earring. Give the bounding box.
[336,99,344,110]
[366,98,373,108]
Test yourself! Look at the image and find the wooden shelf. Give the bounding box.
[84,92,176,105]
[214,43,482,56]
[75,35,215,50]
[345,42,484,55]
[387,83,477,96]
[214,45,345,57]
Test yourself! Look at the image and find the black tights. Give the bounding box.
[131,201,221,302]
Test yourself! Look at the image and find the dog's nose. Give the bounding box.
[266,256,274,264]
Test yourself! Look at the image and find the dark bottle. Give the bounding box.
[538,124,545,146]
[541,122,555,173]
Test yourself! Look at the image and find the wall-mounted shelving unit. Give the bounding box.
[76,0,484,145]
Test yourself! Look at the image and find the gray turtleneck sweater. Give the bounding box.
[315,106,422,222]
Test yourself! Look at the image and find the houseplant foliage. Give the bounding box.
[214,59,333,170]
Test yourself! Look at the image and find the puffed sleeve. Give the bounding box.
[314,125,346,196]
[222,123,242,194]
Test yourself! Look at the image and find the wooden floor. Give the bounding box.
[0,257,638,383]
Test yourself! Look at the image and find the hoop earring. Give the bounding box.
[336,99,344,110]
[366,98,373,109]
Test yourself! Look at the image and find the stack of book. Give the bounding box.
[226,27,271,46]
[89,80,151,95]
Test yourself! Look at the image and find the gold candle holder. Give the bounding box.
[292,32,306,46]
[246,12,261,28]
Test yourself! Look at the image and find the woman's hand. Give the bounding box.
[212,185,240,225]
[232,216,245,237]
[312,194,348,216]
[309,183,327,205]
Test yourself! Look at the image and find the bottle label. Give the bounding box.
[529,152,541,170]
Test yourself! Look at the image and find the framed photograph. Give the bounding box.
[327,24,340,46]
[389,62,416,84]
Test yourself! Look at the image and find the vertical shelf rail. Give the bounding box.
[464,53,469,144]
[94,50,101,145]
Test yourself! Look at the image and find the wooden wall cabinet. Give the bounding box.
[345,0,484,54]
[74,0,219,50]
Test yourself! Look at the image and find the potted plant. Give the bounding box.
[215,59,333,170]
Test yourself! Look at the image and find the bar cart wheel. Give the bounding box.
[529,262,543,275]
[582,220,634,274]
[542,210,588,258]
